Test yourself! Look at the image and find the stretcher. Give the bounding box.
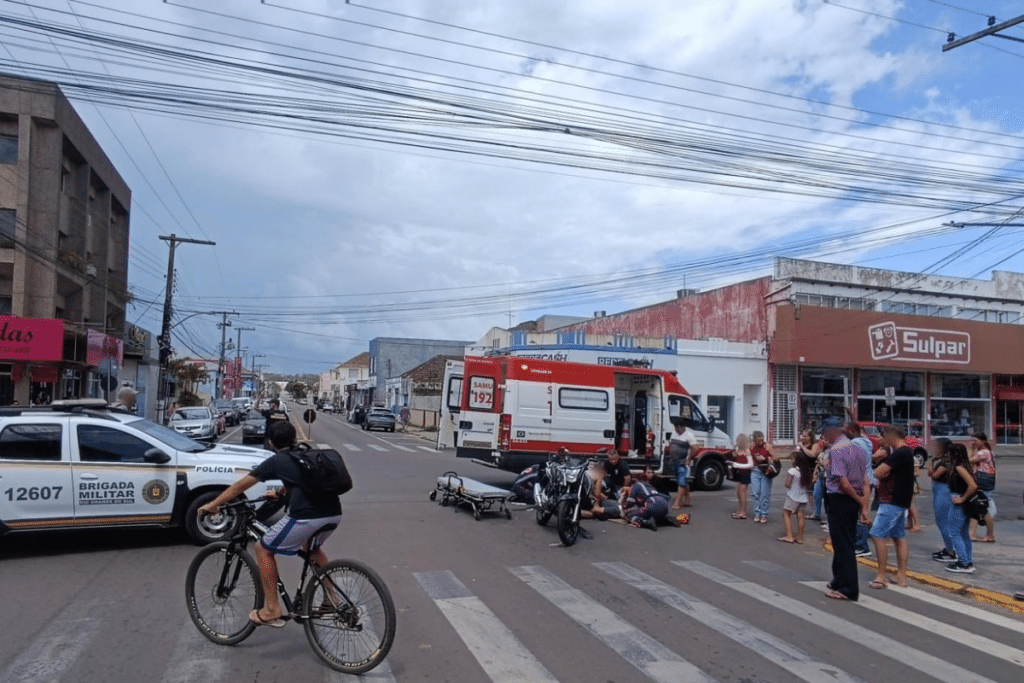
[429,471,513,521]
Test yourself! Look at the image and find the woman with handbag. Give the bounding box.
[968,432,996,543]
[927,438,958,563]
[750,431,778,524]
[946,443,979,574]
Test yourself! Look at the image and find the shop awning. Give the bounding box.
[29,365,59,383]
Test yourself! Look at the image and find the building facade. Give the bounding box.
[0,74,131,405]
[369,337,471,399]
[320,351,371,411]
[566,257,1024,445]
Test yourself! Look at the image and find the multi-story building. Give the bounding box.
[320,352,371,411]
[369,337,470,400]
[565,257,1024,445]
[0,74,131,405]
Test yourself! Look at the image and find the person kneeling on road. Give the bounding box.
[581,461,619,520]
[197,421,343,628]
[620,465,675,531]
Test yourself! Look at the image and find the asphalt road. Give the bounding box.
[1,401,1022,683]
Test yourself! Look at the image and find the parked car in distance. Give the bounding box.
[363,408,396,433]
[241,409,267,444]
[170,406,218,442]
[231,396,252,414]
[323,402,335,414]
[213,399,240,426]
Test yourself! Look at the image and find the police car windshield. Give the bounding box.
[130,418,209,452]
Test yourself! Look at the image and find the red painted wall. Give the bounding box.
[568,277,772,342]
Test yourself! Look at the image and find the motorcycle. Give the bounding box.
[533,449,599,547]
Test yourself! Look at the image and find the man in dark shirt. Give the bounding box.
[258,398,288,449]
[602,449,632,497]
[868,424,915,589]
[198,421,343,628]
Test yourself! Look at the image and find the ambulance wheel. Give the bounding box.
[473,510,481,521]
[505,509,512,520]
[429,490,437,502]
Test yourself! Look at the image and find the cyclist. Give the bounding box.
[197,421,342,628]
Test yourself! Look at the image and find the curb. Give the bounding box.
[823,539,1024,614]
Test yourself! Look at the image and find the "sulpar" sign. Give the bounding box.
[868,321,970,365]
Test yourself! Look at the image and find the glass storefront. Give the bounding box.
[800,367,850,432]
[929,374,990,438]
[856,370,926,436]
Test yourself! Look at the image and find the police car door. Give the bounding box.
[70,421,176,523]
[0,418,73,529]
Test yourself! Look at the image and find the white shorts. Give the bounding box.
[783,496,807,513]
[260,514,342,556]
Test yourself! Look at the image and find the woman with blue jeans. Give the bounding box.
[927,438,957,563]
[945,443,978,574]
[750,431,777,523]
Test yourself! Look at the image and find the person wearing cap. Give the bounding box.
[111,385,138,413]
[821,416,870,602]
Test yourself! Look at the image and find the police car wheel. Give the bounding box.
[186,492,242,545]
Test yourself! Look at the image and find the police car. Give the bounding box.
[0,400,283,544]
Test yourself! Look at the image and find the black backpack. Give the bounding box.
[287,443,353,496]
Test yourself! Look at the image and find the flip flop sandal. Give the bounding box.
[825,590,852,601]
[731,513,746,519]
[250,609,286,628]
[869,581,887,590]
[777,537,795,543]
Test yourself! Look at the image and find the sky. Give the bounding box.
[2,0,1023,374]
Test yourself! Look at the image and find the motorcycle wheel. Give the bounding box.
[536,501,553,526]
[556,499,581,547]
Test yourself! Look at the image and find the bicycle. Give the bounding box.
[185,498,396,674]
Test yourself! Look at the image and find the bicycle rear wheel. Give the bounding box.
[302,559,396,674]
[185,542,263,645]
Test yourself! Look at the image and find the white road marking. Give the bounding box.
[2,600,102,683]
[885,584,1024,633]
[160,621,226,683]
[597,562,867,683]
[341,444,361,452]
[799,581,1024,668]
[321,659,397,683]
[391,444,414,452]
[368,444,387,452]
[417,446,437,452]
[675,561,1004,683]
[415,571,560,683]
[510,565,716,683]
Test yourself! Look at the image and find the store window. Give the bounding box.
[0,134,16,165]
[930,374,990,439]
[0,208,15,246]
[857,370,925,436]
[800,367,850,432]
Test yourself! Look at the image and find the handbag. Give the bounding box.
[974,471,995,492]
[758,460,781,479]
[963,490,990,524]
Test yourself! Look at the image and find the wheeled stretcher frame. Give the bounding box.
[429,471,513,521]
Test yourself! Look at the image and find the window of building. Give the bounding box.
[800,368,851,432]
[772,364,797,441]
[0,424,62,461]
[857,370,926,436]
[349,368,359,379]
[929,374,991,439]
[77,425,153,462]
[0,297,10,316]
[0,209,15,246]
[0,135,16,165]
[795,293,875,311]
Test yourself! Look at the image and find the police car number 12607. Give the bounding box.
[5,486,63,501]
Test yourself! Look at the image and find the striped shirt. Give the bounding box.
[825,435,866,495]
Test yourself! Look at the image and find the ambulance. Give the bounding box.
[441,356,733,490]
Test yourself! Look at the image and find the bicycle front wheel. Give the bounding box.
[302,559,396,674]
[185,542,263,645]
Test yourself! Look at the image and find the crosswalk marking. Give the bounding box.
[675,561,1004,683]
[415,570,560,683]
[341,443,361,452]
[596,562,867,683]
[391,444,414,452]
[799,581,1024,668]
[2,599,102,683]
[417,446,436,452]
[321,656,397,682]
[368,444,387,452]
[884,584,1024,633]
[510,565,716,683]
[160,622,226,683]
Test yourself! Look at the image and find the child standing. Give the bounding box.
[730,434,753,519]
[778,450,815,544]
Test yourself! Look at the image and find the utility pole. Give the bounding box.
[157,234,215,424]
[230,326,255,399]
[215,312,237,400]
[943,14,1024,51]
[251,353,265,399]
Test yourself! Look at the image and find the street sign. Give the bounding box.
[303,409,317,424]
[884,387,896,407]
[787,392,797,410]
